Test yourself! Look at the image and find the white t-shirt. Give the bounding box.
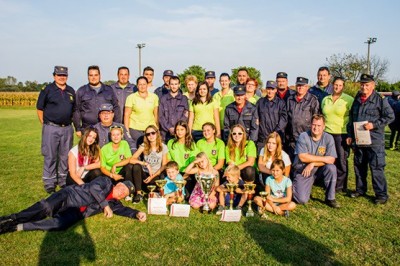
[69,145,89,179]
[141,143,168,173]
[258,148,291,169]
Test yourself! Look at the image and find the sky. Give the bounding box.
[0,0,399,89]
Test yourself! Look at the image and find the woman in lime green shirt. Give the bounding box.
[225,124,257,183]
[321,76,354,193]
[196,122,225,171]
[188,82,220,142]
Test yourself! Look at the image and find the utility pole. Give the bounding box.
[136,43,146,76]
[365,37,377,75]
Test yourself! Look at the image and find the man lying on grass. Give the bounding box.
[0,176,146,234]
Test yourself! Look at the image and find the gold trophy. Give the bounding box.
[244,183,257,217]
[173,180,187,203]
[225,182,238,210]
[155,179,167,197]
[259,191,269,219]
[147,185,156,198]
[195,173,216,212]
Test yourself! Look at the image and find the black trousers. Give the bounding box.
[66,169,103,186]
[132,163,162,192]
[330,133,350,191]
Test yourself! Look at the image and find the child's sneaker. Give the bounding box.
[133,194,143,204]
[216,205,225,215]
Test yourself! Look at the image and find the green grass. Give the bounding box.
[0,108,399,265]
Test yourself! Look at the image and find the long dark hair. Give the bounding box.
[172,120,195,151]
[78,127,100,161]
[192,81,212,105]
[143,125,163,155]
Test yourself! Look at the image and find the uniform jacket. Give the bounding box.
[256,96,287,144]
[110,82,137,123]
[347,91,394,146]
[286,92,319,144]
[224,101,259,142]
[158,92,189,135]
[73,83,121,132]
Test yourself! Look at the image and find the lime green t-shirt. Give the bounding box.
[125,92,159,131]
[247,95,260,105]
[189,100,219,130]
[196,138,226,166]
[213,90,235,127]
[167,139,199,172]
[321,93,354,134]
[225,140,257,166]
[101,140,132,173]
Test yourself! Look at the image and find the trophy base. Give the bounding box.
[246,211,255,217]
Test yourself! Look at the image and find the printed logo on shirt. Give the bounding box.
[212,149,217,155]
[119,155,126,160]
[317,147,326,156]
[184,153,189,159]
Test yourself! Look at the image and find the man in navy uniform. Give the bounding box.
[159,76,189,143]
[309,66,331,105]
[285,77,319,160]
[110,66,137,123]
[154,70,174,99]
[36,66,76,193]
[224,85,259,142]
[0,177,146,234]
[73,65,120,137]
[347,74,394,204]
[205,71,219,96]
[276,72,296,101]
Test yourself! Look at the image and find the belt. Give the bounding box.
[45,121,71,127]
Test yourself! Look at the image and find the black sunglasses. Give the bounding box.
[145,131,157,137]
[232,132,243,136]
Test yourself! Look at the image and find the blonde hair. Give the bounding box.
[224,165,240,178]
[262,132,283,162]
[195,152,213,172]
[227,124,247,162]
[185,75,198,85]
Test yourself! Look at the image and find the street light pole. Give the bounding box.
[365,37,377,75]
[136,43,146,76]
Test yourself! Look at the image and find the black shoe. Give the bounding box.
[0,222,17,235]
[325,199,340,208]
[133,194,143,204]
[45,187,56,194]
[350,191,364,198]
[374,198,388,205]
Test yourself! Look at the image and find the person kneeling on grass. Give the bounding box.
[253,159,296,217]
[215,165,247,215]
[0,176,146,235]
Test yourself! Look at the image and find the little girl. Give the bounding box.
[185,152,219,210]
[253,159,296,217]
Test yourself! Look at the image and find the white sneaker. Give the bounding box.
[125,196,133,202]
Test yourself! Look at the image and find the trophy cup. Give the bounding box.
[155,179,167,197]
[147,185,156,198]
[195,173,216,212]
[225,182,238,210]
[259,191,269,219]
[173,180,187,203]
[244,183,257,217]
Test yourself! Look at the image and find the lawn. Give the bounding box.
[0,108,399,265]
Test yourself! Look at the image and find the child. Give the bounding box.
[253,159,296,217]
[215,165,247,215]
[186,152,219,210]
[163,161,186,205]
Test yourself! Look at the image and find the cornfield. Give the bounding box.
[0,92,39,106]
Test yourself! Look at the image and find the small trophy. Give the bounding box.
[147,185,156,198]
[225,182,238,210]
[244,183,257,217]
[155,179,167,197]
[259,191,269,219]
[173,180,187,203]
[195,173,216,212]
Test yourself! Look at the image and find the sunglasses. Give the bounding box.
[145,131,157,137]
[232,132,243,136]
[110,125,123,132]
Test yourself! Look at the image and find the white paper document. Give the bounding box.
[220,210,242,222]
[147,198,168,215]
[354,121,372,145]
[169,204,191,217]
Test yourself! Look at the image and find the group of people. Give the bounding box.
[0,64,395,235]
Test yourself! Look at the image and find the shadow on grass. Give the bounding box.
[243,220,343,265]
[38,220,96,266]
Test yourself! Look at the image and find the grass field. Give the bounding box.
[0,108,399,265]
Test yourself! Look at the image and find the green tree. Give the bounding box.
[103,80,116,86]
[177,65,205,91]
[231,66,263,88]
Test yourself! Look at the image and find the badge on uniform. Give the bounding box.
[317,147,326,156]
[212,150,217,155]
